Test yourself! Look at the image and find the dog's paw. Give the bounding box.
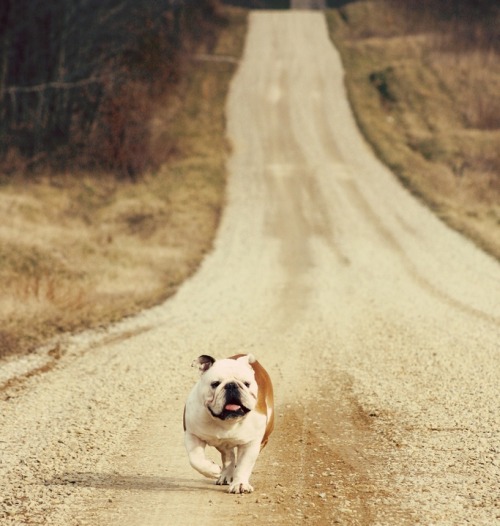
[216,467,234,486]
[203,462,222,479]
[216,474,231,486]
[227,482,254,494]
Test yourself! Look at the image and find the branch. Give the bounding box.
[4,77,103,94]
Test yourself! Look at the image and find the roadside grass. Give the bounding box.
[0,6,248,359]
[326,2,500,260]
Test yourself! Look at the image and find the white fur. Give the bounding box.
[184,355,268,494]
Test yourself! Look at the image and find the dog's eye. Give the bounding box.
[244,382,251,388]
[211,381,221,389]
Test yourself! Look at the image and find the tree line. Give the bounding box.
[222,1,290,7]
[0,0,225,177]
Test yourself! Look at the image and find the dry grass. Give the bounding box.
[326,1,500,260]
[0,6,248,359]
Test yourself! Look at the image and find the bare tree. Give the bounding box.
[0,0,226,177]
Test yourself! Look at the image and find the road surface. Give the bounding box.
[1,11,499,526]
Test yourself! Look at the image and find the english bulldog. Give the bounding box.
[183,353,274,494]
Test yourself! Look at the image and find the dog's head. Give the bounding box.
[193,354,258,421]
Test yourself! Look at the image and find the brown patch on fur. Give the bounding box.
[230,354,274,449]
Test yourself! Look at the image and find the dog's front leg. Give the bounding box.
[184,431,221,479]
[228,440,261,494]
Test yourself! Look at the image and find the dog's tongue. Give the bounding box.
[225,404,241,412]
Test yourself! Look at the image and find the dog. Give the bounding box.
[183,353,274,494]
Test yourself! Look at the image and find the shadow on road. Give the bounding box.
[47,472,218,493]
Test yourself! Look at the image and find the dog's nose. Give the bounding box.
[224,382,238,391]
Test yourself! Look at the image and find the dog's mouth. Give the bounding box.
[209,401,251,420]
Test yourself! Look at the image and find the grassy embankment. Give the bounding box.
[326,1,500,260]
[0,7,248,359]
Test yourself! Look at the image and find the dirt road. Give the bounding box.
[1,11,499,526]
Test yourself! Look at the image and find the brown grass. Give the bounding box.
[326,1,500,260]
[0,6,248,359]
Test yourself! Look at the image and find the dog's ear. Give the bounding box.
[192,355,215,373]
[236,354,256,366]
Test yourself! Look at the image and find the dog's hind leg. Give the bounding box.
[215,446,236,485]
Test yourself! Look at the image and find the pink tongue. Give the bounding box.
[225,404,241,412]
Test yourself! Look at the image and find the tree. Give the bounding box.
[0,0,226,177]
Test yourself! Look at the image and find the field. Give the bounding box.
[0,7,248,358]
[326,0,500,260]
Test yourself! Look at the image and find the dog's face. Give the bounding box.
[196,355,258,421]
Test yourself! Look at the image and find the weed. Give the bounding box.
[369,68,397,105]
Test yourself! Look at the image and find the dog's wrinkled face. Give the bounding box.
[199,356,258,421]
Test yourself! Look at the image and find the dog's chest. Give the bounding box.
[194,411,266,448]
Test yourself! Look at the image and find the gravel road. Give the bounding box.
[1,11,499,526]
